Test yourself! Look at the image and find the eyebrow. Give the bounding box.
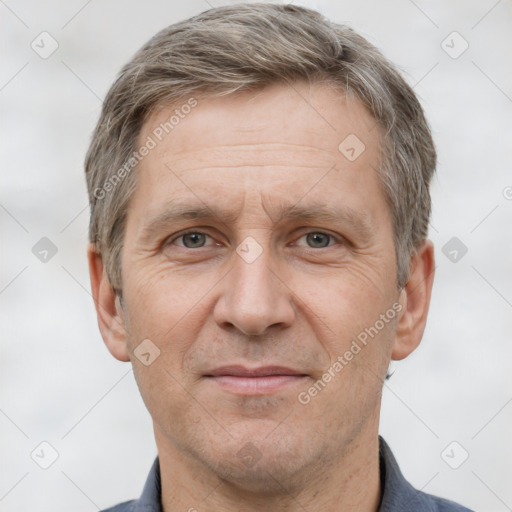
[138,201,374,245]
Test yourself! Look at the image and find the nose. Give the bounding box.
[213,242,296,336]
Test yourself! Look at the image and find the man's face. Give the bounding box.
[119,82,403,489]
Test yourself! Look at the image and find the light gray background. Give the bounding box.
[1,0,511,510]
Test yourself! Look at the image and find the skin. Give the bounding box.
[88,81,435,511]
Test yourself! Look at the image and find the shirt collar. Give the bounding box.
[131,456,162,511]
[377,435,438,511]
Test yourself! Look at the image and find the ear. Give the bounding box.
[391,239,435,361]
[87,243,130,362]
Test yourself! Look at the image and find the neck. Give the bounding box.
[157,419,382,512]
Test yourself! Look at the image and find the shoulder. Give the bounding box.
[99,500,135,512]
[418,492,474,512]
[378,436,474,512]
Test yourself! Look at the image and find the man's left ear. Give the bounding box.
[391,239,435,361]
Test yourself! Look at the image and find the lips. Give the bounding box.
[205,365,308,394]
[206,365,306,378]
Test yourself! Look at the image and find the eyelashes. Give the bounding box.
[166,229,343,250]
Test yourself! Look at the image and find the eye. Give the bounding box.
[295,232,337,249]
[172,231,212,248]
[305,232,332,248]
[165,229,342,252]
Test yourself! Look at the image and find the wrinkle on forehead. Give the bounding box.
[167,142,337,174]
[138,80,380,165]
[129,81,387,239]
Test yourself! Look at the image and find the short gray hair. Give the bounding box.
[85,3,436,294]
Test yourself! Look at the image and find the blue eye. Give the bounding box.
[305,232,332,248]
[166,230,339,251]
[176,232,210,248]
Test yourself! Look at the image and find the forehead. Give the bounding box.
[142,81,380,164]
[129,81,386,228]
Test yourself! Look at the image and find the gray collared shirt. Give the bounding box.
[100,436,473,511]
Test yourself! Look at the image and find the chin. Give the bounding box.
[219,466,293,495]
[198,425,320,494]
[212,452,308,495]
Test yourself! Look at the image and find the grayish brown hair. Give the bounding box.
[85,3,436,295]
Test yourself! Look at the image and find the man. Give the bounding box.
[85,3,473,511]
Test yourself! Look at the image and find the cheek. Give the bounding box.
[291,271,397,399]
[122,264,211,347]
[294,268,394,337]
[130,355,201,447]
